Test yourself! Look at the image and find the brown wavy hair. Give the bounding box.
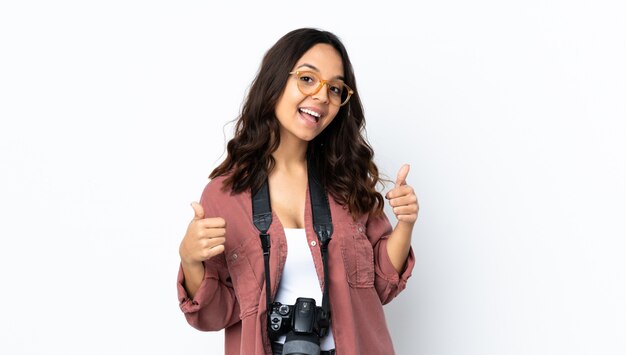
[210,28,384,218]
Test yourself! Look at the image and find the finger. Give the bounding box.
[386,185,414,200]
[197,228,226,239]
[199,217,226,229]
[388,195,417,207]
[201,237,226,249]
[201,244,225,261]
[209,244,226,258]
[395,164,410,187]
[392,205,418,215]
[191,202,205,220]
[397,214,418,224]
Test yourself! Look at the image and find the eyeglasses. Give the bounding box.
[289,70,354,106]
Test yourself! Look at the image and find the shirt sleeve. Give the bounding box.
[367,211,415,305]
[177,255,241,331]
[176,179,241,331]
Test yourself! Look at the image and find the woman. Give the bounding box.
[177,28,418,355]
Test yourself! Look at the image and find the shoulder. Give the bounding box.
[199,175,254,238]
[327,193,386,223]
[201,175,231,198]
[200,174,250,212]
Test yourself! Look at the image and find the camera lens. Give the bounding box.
[282,332,320,355]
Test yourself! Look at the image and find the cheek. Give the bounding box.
[281,83,304,108]
[275,92,299,119]
[327,107,341,122]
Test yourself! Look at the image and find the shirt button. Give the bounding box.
[358,226,364,233]
[310,240,317,247]
[232,253,238,260]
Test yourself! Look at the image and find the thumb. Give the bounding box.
[191,201,205,220]
[395,164,410,187]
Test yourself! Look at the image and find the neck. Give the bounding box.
[272,133,308,173]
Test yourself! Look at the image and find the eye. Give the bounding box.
[329,84,343,96]
[299,75,317,85]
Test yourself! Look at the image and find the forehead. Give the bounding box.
[294,43,344,79]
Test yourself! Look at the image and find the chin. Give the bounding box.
[297,133,318,142]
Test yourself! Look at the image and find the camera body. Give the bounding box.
[268,297,330,341]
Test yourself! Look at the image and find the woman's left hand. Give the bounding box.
[386,164,419,224]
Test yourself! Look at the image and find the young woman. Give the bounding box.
[177,28,419,355]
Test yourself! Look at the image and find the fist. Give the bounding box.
[179,202,226,265]
[386,164,419,224]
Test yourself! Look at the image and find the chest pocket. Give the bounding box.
[340,221,375,288]
[227,237,263,318]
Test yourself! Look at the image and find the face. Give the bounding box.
[274,43,344,144]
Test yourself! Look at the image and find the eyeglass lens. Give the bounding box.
[296,72,350,105]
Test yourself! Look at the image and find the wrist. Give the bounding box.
[180,257,203,269]
[395,220,415,233]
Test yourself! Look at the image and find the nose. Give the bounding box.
[311,82,330,104]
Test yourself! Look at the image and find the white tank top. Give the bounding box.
[273,228,335,350]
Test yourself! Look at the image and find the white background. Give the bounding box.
[1,1,625,354]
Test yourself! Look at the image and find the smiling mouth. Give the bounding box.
[299,108,322,123]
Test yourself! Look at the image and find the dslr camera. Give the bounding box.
[268,297,330,355]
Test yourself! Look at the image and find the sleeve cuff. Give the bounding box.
[177,262,214,313]
[376,239,415,286]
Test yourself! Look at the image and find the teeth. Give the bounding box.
[300,108,321,118]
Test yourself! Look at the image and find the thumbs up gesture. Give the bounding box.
[386,164,419,224]
[179,202,227,265]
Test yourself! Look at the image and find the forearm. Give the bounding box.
[181,260,205,299]
[386,221,414,273]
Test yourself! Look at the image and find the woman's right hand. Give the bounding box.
[179,202,226,266]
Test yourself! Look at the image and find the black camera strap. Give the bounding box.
[252,178,273,311]
[251,158,333,334]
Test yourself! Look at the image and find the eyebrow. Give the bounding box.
[296,63,345,81]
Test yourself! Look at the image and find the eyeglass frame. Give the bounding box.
[288,70,354,107]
